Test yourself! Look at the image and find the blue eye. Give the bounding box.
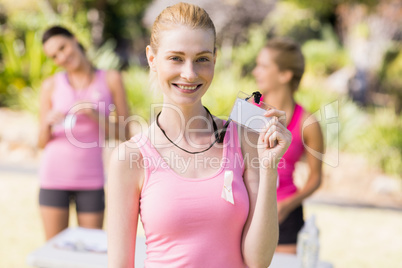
[197,57,209,62]
[170,56,182,61]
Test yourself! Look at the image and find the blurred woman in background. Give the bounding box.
[38,26,129,240]
[252,37,324,254]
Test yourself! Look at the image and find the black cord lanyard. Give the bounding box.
[245,91,262,104]
[156,106,230,154]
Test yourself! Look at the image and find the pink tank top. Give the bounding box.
[134,122,249,267]
[39,70,112,190]
[277,104,305,201]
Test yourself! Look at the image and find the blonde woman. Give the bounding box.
[108,3,291,267]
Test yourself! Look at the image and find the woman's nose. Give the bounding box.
[180,62,198,81]
[56,53,67,65]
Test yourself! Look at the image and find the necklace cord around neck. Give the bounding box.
[156,106,230,154]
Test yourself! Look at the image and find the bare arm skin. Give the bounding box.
[106,70,130,140]
[37,77,62,148]
[107,141,144,267]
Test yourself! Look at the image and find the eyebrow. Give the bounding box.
[167,50,213,55]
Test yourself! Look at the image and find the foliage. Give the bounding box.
[285,0,378,18]
[264,1,322,43]
[205,54,257,118]
[0,0,133,111]
[122,66,157,120]
[101,0,151,41]
[0,29,56,111]
[89,39,122,70]
[302,25,351,76]
[296,82,402,176]
[229,26,267,76]
[0,27,123,112]
[0,0,152,109]
[296,84,368,151]
[296,85,402,176]
[357,108,402,176]
[385,51,402,84]
[379,49,402,113]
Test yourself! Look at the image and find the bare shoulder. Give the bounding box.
[301,109,317,122]
[105,70,124,95]
[106,70,122,83]
[110,139,143,170]
[108,139,145,190]
[300,109,323,147]
[39,77,57,104]
[301,109,322,136]
[41,76,55,93]
[106,69,121,78]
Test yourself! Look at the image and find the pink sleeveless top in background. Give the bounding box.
[134,122,249,268]
[277,104,305,201]
[39,70,113,190]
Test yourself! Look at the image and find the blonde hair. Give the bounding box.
[150,2,216,54]
[264,37,305,92]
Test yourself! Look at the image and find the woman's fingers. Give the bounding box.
[269,130,277,148]
[264,109,287,127]
[260,115,290,149]
[263,120,276,143]
[258,110,292,168]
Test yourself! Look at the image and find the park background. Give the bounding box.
[0,0,401,267]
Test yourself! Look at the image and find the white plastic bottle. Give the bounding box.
[297,214,320,268]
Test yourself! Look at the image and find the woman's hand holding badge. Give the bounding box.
[258,109,292,169]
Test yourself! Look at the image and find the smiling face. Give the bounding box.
[43,35,83,71]
[147,26,216,106]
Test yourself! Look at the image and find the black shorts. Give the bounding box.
[278,205,304,245]
[39,188,105,213]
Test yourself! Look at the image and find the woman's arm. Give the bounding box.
[277,113,323,223]
[107,142,143,267]
[106,70,130,140]
[37,77,62,148]
[240,109,292,268]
